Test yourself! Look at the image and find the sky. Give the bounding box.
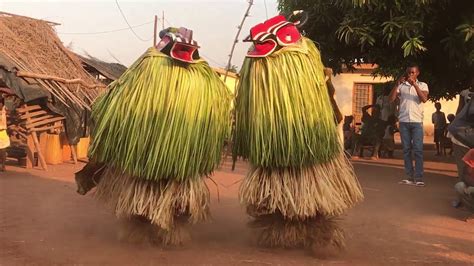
[1,0,279,69]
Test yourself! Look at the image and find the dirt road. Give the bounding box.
[1,152,473,265]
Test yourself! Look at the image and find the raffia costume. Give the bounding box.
[76,27,231,245]
[233,14,363,249]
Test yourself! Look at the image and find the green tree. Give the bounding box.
[278,0,473,99]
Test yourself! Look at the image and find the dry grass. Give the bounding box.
[117,215,191,246]
[95,167,210,231]
[240,154,364,219]
[249,213,345,250]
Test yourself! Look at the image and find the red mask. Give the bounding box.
[245,15,302,58]
[156,27,200,63]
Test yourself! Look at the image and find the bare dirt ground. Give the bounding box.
[1,150,473,265]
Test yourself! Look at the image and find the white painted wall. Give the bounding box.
[331,73,391,116]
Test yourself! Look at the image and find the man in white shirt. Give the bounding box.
[389,65,429,186]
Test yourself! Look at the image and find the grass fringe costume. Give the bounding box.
[76,27,231,245]
[233,14,363,250]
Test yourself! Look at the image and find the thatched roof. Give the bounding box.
[76,53,127,82]
[0,12,104,110]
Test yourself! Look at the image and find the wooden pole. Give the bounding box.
[71,145,78,164]
[229,0,254,171]
[224,0,254,83]
[16,71,105,89]
[32,132,47,170]
[153,15,158,47]
[21,104,47,170]
[26,135,35,169]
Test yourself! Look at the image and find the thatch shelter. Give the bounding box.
[0,12,105,169]
[76,53,127,84]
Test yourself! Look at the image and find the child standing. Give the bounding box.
[432,102,447,156]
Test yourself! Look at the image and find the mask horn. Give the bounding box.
[288,10,308,28]
[243,34,252,42]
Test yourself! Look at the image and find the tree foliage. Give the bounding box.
[278,0,474,99]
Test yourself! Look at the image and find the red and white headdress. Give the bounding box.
[156,27,200,63]
[244,11,307,57]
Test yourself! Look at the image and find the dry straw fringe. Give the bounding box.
[249,214,345,249]
[240,154,364,219]
[117,214,192,246]
[95,167,211,231]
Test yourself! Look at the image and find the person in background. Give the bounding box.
[450,85,473,207]
[343,115,355,153]
[440,114,456,156]
[454,149,474,222]
[389,65,429,187]
[381,115,398,158]
[376,85,397,122]
[0,96,10,171]
[455,83,473,115]
[432,102,447,156]
[446,114,455,127]
[352,104,385,160]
